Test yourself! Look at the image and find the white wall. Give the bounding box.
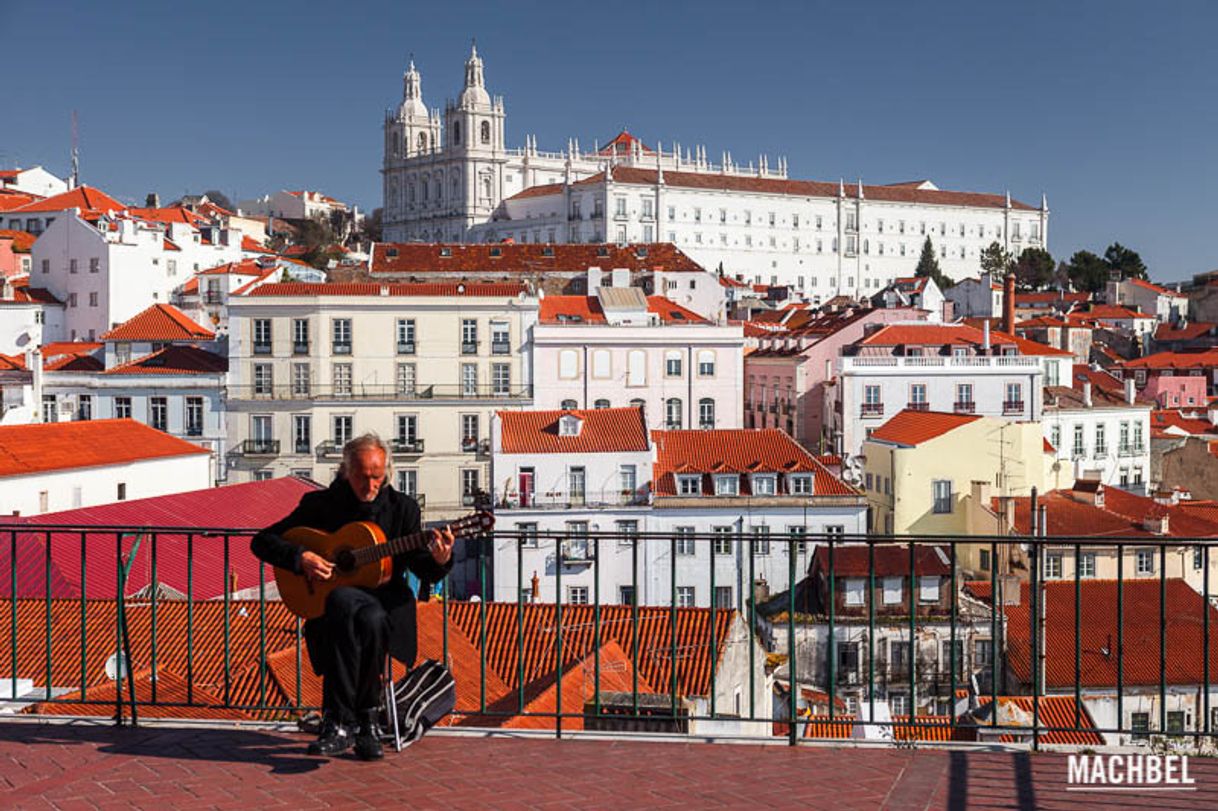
[0,453,211,517]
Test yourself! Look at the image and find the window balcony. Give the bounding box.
[860,403,884,417]
[1002,400,1025,415]
[397,342,416,355]
[953,401,976,414]
[293,441,311,455]
[906,402,929,412]
[204,292,222,304]
[185,425,204,437]
[252,342,272,356]
[1095,444,1108,457]
[461,341,479,355]
[392,438,425,455]
[491,341,511,355]
[315,441,344,458]
[292,341,310,355]
[240,439,279,456]
[332,342,352,355]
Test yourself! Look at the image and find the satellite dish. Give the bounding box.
[104,652,129,681]
[469,595,482,603]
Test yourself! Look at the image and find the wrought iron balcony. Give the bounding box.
[332,342,352,355]
[240,439,279,455]
[907,402,930,412]
[491,341,511,355]
[860,403,884,417]
[252,342,272,356]
[461,341,479,355]
[292,341,309,355]
[953,401,976,414]
[226,383,533,401]
[397,342,416,355]
[1002,400,1025,415]
[392,438,425,454]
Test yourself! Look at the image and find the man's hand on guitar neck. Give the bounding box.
[301,551,334,582]
[429,528,455,566]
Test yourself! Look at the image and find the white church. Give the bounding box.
[382,46,1050,299]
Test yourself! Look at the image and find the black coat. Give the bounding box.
[250,478,452,672]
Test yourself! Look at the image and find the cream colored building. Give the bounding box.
[225,281,538,520]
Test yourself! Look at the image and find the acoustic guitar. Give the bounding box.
[275,511,495,619]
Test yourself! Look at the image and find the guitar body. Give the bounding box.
[275,522,394,620]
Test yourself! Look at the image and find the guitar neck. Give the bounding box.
[352,529,430,568]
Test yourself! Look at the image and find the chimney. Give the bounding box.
[530,571,540,603]
[228,567,238,595]
[1124,378,1136,404]
[1082,381,1092,407]
[982,319,991,352]
[1002,272,1016,334]
[145,192,160,208]
[587,266,603,292]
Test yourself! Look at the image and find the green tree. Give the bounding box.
[980,241,1013,276]
[1013,247,1055,290]
[1065,250,1110,293]
[914,237,950,289]
[1104,242,1148,280]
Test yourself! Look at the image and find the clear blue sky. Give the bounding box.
[4,0,1215,280]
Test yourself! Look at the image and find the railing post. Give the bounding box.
[787,531,797,746]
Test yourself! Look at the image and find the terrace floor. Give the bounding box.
[1,720,1215,810]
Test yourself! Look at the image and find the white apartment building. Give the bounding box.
[944,272,1005,319]
[0,166,67,198]
[33,304,229,483]
[828,323,1049,460]
[381,47,1049,298]
[533,286,744,430]
[16,188,246,340]
[0,418,211,516]
[237,189,352,221]
[490,408,867,610]
[0,279,64,353]
[225,281,538,519]
[1042,378,1152,494]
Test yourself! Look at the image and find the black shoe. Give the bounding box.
[354,711,384,761]
[308,713,352,756]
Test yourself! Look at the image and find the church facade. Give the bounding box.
[382,47,1049,299]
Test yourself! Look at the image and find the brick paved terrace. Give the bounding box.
[2,719,1217,810]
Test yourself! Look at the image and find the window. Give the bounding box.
[941,640,964,673]
[461,319,478,354]
[69,258,78,274]
[480,120,491,144]
[698,398,715,429]
[697,350,715,377]
[714,586,733,608]
[561,398,578,410]
[88,291,98,307]
[594,398,610,409]
[253,364,273,396]
[955,383,973,411]
[665,350,683,377]
[41,259,49,274]
[293,414,311,454]
[568,466,586,504]
[333,415,353,446]
[665,397,683,429]
[397,469,418,497]
[75,395,92,422]
[491,321,510,354]
[918,576,941,603]
[751,526,770,555]
[1133,422,1145,453]
[675,526,696,556]
[862,384,882,416]
[1004,382,1023,412]
[1136,548,1155,575]
[882,577,903,605]
[615,520,639,548]
[396,363,416,396]
[292,318,309,353]
[1131,712,1150,740]
[253,319,272,353]
[1095,424,1107,456]
[712,526,733,555]
[396,318,416,353]
[114,396,132,419]
[492,363,511,396]
[462,363,478,397]
[677,474,701,496]
[1079,552,1096,578]
[619,586,636,606]
[333,363,352,396]
[714,475,739,496]
[1073,424,1085,457]
[461,469,480,504]
[1119,421,1130,453]
[1045,553,1063,579]
[1167,712,1187,735]
[619,464,637,499]
[676,587,695,608]
[117,483,127,501]
[909,383,927,409]
[932,480,953,513]
[461,414,480,451]
[789,474,813,495]
[566,586,589,605]
[332,318,352,354]
[844,579,865,606]
[396,414,419,449]
[516,522,539,549]
[752,474,776,495]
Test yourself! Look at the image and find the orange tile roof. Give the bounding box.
[538,295,710,325]
[1155,321,1216,342]
[30,668,253,722]
[1015,291,1090,306]
[44,353,103,372]
[597,130,654,156]
[868,410,982,447]
[811,543,951,577]
[652,429,856,496]
[498,407,650,454]
[104,344,228,375]
[371,242,703,275]
[127,206,208,227]
[0,419,209,477]
[1121,349,1218,371]
[7,285,60,305]
[859,322,1017,349]
[1000,486,1218,539]
[10,185,124,215]
[245,282,527,298]
[1128,277,1177,296]
[0,190,40,211]
[566,167,1037,210]
[241,235,273,253]
[1074,303,1155,321]
[198,258,270,276]
[445,602,736,699]
[976,696,1105,746]
[0,353,25,370]
[0,229,36,252]
[40,340,102,357]
[1151,410,1217,436]
[98,303,215,342]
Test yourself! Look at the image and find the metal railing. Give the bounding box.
[227,384,533,401]
[0,517,1213,753]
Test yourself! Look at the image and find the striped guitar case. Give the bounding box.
[384,660,456,747]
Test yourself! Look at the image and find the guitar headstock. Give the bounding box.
[447,510,496,539]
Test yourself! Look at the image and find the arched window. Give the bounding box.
[481,120,491,144]
[697,350,716,377]
[629,398,646,413]
[417,132,428,152]
[665,398,683,430]
[420,174,429,201]
[482,175,493,201]
[698,398,715,429]
[433,178,441,201]
[392,132,400,156]
[561,398,578,410]
[591,349,611,379]
[451,173,460,197]
[452,121,461,145]
[594,399,610,409]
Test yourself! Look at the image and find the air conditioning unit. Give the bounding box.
[58,396,75,414]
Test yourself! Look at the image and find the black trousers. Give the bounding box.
[319,587,390,723]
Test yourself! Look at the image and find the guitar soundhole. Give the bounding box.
[334,548,357,573]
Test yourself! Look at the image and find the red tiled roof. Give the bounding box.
[971,579,1218,689]
[371,242,704,275]
[859,323,1016,349]
[0,229,36,252]
[246,282,527,298]
[1043,437,1055,454]
[198,258,269,276]
[10,185,124,215]
[2,477,322,601]
[565,167,1036,210]
[538,295,710,325]
[1000,486,1218,538]
[498,407,650,454]
[652,429,856,496]
[0,353,25,370]
[0,419,209,478]
[1074,303,1155,322]
[1015,291,1090,306]
[811,543,951,577]
[597,130,654,156]
[241,235,273,253]
[104,344,228,375]
[0,190,40,211]
[31,668,252,721]
[868,410,982,447]
[975,696,1105,746]
[98,304,215,342]
[127,206,208,227]
[8,285,61,305]
[1151,410,1217,436]
[1120,350,1218,370]
[40,340,102,358]
[503,182,566,201]
[1128,277,1177,296]
[1073,363,1125,393]
[45,353,103,372]
[1155,321,1215,342]
[445,602,736,699]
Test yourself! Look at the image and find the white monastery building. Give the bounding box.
[382,46,1049,299]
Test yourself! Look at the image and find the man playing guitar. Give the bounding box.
[251,433,455,760]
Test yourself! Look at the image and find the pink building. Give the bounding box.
[743,306,924,451]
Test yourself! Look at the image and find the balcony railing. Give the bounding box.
[239,438,278,455]
[1002,400,1025,415]
[332,342,352,355]
[292,341,309,355]
[227,384,533,401]
[1,523,1209,751]
[252,342,272,355]
[397,342,416,355]
[842,356,1041,371]
[461,341,479,355]
[906,402,929,412]
[953,401,976,414]
[392,438,425,454]
[860,403,884,417]
[491,341,511,355]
